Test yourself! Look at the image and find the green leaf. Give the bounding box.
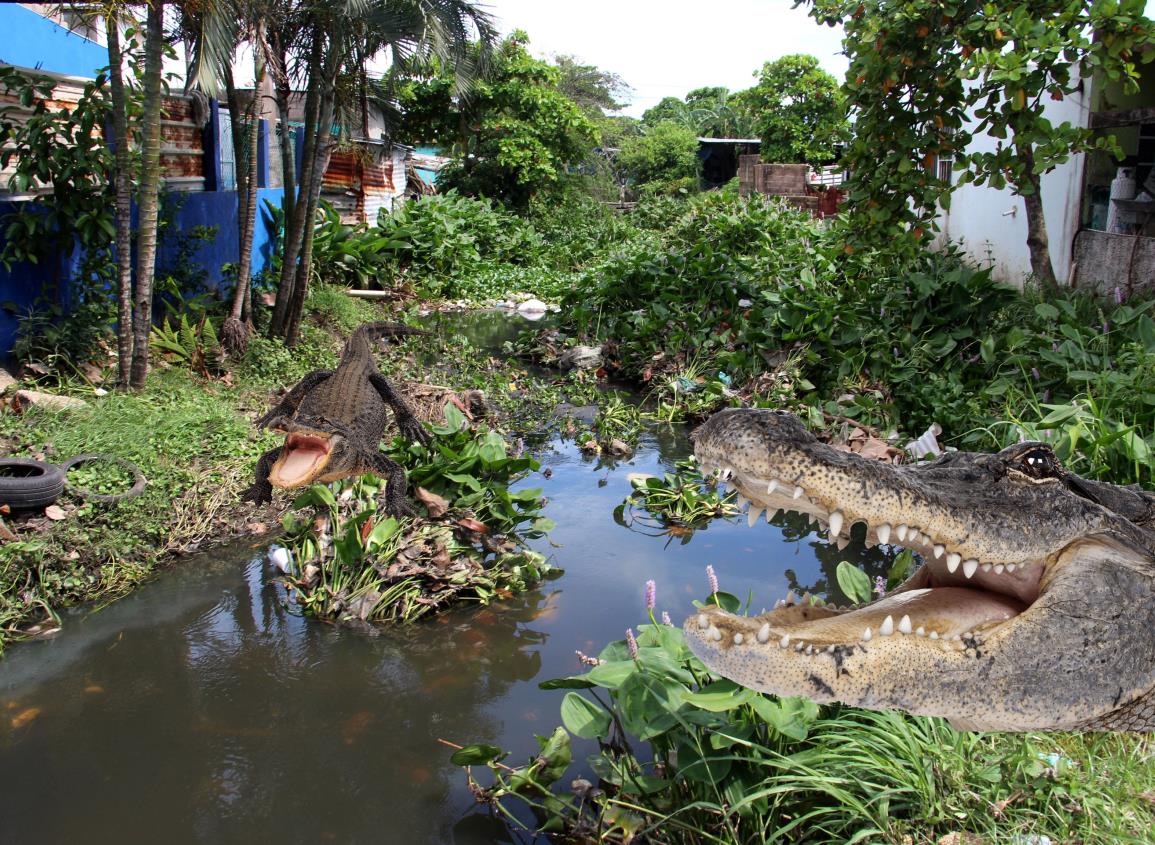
[450,744,504,766]
[442,401,466,432]
[560,692,610,739]
[836,560,873,605]
[682,679,754,712]
[584,660,637,689]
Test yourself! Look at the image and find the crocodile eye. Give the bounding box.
[1014,445,1061,479]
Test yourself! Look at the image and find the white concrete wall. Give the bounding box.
[935,85,1093,287]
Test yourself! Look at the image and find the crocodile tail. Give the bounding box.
[339,321,429,366]
[354,321,431,340]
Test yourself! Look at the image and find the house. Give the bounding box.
[933,58,1155,295]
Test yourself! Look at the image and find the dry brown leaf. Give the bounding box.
[455,516,488,534]
[44,505,66,521]
[855,437,900,462]
[415,486,450,518]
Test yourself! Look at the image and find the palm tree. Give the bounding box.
[128,0,165,390]
[268,0,497,347]
[103,4,136,387]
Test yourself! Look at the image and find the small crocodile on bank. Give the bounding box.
[685,408,1155,731]
[242,322,431,517]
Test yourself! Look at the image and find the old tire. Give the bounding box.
[0,459,66,510]
[59,454,147,504]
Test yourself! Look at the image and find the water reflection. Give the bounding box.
[0,312,910,844]
[0,544,560,844]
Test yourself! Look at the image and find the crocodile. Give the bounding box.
[242,322,431,517]
[684,408,1155,731]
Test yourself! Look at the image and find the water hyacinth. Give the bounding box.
[706,565,719,596]
[626,628,639,659]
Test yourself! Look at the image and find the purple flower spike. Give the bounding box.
[1102,321,1110,335]
[644,579,656,611]
[661,611,672,626]
[1031,367,1041,381]
[626,628,639,659]
[1114,286,1124,305]
[873,575,887,597]
[706,565,719,596]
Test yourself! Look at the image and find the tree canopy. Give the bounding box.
[398,31,597,207]
[803,0,1154,280]
[743,53,849,164]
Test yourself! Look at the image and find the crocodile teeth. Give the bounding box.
[933,544,945,559]
[898,614,913,635]
[828,510,844,538]
[879,615,895,636]
[778,632,790,648]
[709,625,723,642]
[876,523,892,545]
[994,564,1005,574]
[981,563,992,573]
[792,485,804,500]
[915,626,926,637]
[785,591,797,606]
[862,627,872,641]
[962,559,979,579]
[895,524,909,542]
[756,623,771,643]
[774,599,786,610]
[946,552,961,573]
[794,642,805,652]
[835,537,849,551]
[698,614,710,629]
[805,645,814,655]
[736,494,749,509]
[747,508,764,527]
[929,631,939,639]
[733,633,744,645]
[767,479,779,494]
[1006,564,1016,573]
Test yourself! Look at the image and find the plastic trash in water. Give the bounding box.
[268,545,293,574]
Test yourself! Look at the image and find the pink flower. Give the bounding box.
[626,628,639,659]
[661,611,672,626]
[706,565,719,595]
[644,579,656,611]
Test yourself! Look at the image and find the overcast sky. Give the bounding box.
[478,0,849,118]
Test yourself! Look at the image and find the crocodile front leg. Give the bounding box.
[365,450,417,518]
[255,370,334,429]
[369,372,432,447]
[242,446,283,504]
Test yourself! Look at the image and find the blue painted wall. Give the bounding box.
[0,189,287,360]
[0,6,109,79]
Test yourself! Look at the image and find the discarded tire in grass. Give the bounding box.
[59,454,147,504]
[0,459,66,510]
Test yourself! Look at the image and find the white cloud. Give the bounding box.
[480,0,848,117]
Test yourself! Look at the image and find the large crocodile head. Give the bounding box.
[267,419,353,489]
[685,408,1155,731]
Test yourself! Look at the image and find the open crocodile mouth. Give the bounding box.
[269,432,334,488]
[693,460,1050,653]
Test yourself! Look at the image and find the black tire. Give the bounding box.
[59,454,147,504]
[0,459,66,510]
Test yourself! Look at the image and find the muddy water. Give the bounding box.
[0,312,896,843]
